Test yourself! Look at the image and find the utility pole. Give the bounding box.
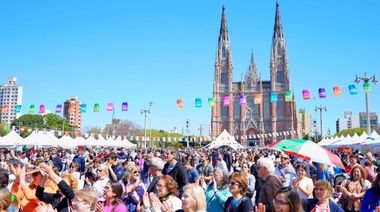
[315,105,327,139]
[186,119,190,148]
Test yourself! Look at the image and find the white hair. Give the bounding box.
[257,157,275,174]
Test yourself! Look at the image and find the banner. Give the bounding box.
[363,83,372,94]
[80,104,87,113]
[106,103,114,112]
[195,98,202,108]
[14,105,22,113]
[348,85,357,95]
[223,96,230,106]
[39,104,45,114]
[240,95,246,105]
[122,102,128,111]
[208,97,215,107]
[285,91,292,102]
[319,88,326,98]
[302,90,310,100]
[270,92,278,103]
[29,105,35,114]
[176,99,183,109]
[333,86,342,96]
[1,104,8,113]
[93,103,100,112]
[254,94,262,104]
[68,103,75,114]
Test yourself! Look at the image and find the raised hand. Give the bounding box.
[150,192,162,212]
[142,192,151,209]
[255,203,266,212]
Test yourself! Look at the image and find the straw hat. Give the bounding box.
[26,167,42,175]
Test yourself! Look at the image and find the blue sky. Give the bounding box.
[0,1,379,136]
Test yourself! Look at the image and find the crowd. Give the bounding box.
[0,145,380,212]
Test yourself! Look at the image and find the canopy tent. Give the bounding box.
[23,131,60,147]
[0,130,24,147]
[208,130,245,150]
[58,135,75,149]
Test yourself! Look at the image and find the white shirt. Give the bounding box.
[217,160,228,172]
[297,177,314,199]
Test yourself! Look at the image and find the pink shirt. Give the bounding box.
[103,202,127,212]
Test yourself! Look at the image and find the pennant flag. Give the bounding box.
[3,124,9,131]
[348,85,358,95]
[333,86,342,96]
[254,94,262,104]
[29,105,35,114]
[363,83,372,94]
[39,104,45,114]
[223,96,230,106]
[270,92,278,103]
[195,98,202,108]
[80,104,87,113]
[20,126,24,133]
[68,103,75,114]
[14,105,22,113]
[106,103,114,112]
[55,104,62,113]
[240,95,246,105]
[1,104,8,113]
[93,103,100,112]
[176,99,183,109]
[319,88,326,98]
[285,91,292,102]
[27,128,32,133]
[122,102,128,111]
[208,97,215,107]
[302,90,310,100]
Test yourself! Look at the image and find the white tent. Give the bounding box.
[0,130,24,147]
[73,136,86,146]
[208,129,245,150]
[58,135,76,149]
[23,131,59,147]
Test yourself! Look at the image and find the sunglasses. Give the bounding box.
[96,169,103,172]
[133,171,140,174]
[228,181,240,186]
[273,198,289,206]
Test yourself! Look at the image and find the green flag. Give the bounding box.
[363,83,372,94]
[285,91,293,102]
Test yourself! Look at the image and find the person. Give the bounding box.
[292,164,314,200]
[90,164,110,200]
[255,187,303,212]
[71,188,98,212]
[274,153,296,187]
[196,153,213,185]
[10,163,55,212]
[162,148,189,197]
[363,159,377,182]
[51,151,63,173]
[142,175,182,212]
[339,165,371,212]
[180,184,206,212]
[224,172,254,212]
[36,163,78,212]
[251,153,263,206]
[345,155,359,178]
[361,173,380,211]
[72,149,86,176]
[302,180,344,212]
[120,165,146,212]
[257,157,282,212]
[202,168,231,212]
[216,152,228,172]
[68,161,81,181]
[315,163,329,181]
[107,153,125,181]
[0,167,18,212]
[146,157,164,196]
[241,162,255,199]
[0,188,12,212]
[95,180,127,212]
[184,161,200,185]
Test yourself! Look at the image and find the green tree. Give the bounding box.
[334,128,366,137]
[0,122,11,136]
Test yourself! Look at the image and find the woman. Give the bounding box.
[256,187,303,212]
[36,162,78,212]
[181,184,206,212]
[340,165,371,212]
[69,161,81,181]
[241,162,255,199]
[95,181,127,212]
[120,165,146,212]
[361,173,380,211]
[0,154,7,170]
[125,156,135,167]
[363,159,377,182]
[303,180,344,212]
[10,164,55,212]
[315,163,329,181]
[224,172,253,212]
[0,188,12,212]
[142,175,182,212]
[72,188,99,212]
[292,164,314,199]
[202,168,231,212]
[90,164,110,199]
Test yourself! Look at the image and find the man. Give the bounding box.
[43,151,54,166]
[216,152,228,172]
[117,148,128,164]
[184,161,200,185]
[196,153,213,185]
[72,149,86,175]
[146,157,164,195]
[345,154,359,177]
[257,157,282,212]
[51,151,63,172]
[162,148,188,197]
[274,153,296,187]
[107,152,125,181]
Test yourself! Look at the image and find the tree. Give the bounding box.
[334,128,366,137]
[103,118,141,137]
[0,122,11,136]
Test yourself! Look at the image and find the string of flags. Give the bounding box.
[0,83,375,114]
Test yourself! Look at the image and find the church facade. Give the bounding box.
[211,3,297,143]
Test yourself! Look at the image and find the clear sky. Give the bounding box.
[0,1,379,137]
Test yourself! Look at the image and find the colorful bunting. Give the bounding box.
[68,104,75,114]
[39,104,45,114]
[122,102,128,111]
[106,103,114,112]
[223,96,230,106]
[254,94,262,104]
[285,91,292,102]
[363,83,372,94]
[333,86,342,96]
[208,97,215,107]
[3,123,8,131]
[94,103,100,112]
[319,88,326,98]
[348,85,357,95]
[80,104,87,113]
[240,95,246,105]
[29,105,35,114]
[55,105,62,113]
[14,105,22,113]
[270,92,278,103]
[302,90,310,100]
[195,98,202,108]
[1,104,8,113]
[176,99,183,109]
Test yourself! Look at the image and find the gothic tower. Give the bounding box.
[211,3,297,143]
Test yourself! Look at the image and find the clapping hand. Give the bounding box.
[255,203,266,212]
[150,192,162,212]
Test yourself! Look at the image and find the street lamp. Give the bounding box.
[186,119,190,148]
[354,73,377,135]
[141,108,150,148]
[149,102,153,144]
[315,105,327,139]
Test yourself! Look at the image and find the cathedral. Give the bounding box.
[211,2,297,144]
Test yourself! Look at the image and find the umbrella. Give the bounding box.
[268,139,345,170]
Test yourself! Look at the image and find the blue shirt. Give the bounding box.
[186,167,199,183]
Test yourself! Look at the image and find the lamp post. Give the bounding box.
[141,108,150,148]
[315,105,327,139]
[186,119,190,148]
[149,102,153,144]
[313,96,318,141]
[354,73,377,135]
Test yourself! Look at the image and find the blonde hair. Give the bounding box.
[62,172,79,190]
[315,180,333,197]
[183,185,206,212]
[75,188,98,210]
[0,188,11,211]
[97,164,109,179]
[123,165,140,183]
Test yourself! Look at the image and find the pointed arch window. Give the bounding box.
[233,97,240,120]
[277,96,284,120]
[221,100,228,121]
[264,95,270,121]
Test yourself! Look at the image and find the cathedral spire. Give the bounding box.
[273,1,284,40]
[245,51,259,84]
[218,5,230,44]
